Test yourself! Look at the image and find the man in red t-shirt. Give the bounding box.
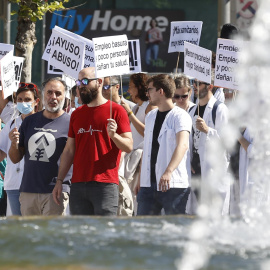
[52,67,133,216]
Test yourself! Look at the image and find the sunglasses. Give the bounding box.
[103,84,116,90]
[75,78,97,87]
[193,80,210,86]
[173,94,188,100]
[19,83,38,94]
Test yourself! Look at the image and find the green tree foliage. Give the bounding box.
[9,0,70,22]
[7,0,70,81]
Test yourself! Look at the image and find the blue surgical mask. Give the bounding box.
[75,97,82,108]
[16,102,34,115]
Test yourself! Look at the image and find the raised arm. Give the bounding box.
[107,119,133,153]
[8,127,25,163]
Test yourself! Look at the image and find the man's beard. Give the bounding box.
[80,86,98,104]
[44,96,65,113]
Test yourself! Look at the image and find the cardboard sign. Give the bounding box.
[214,38,243,90]
[13,56,24,89]
[168,21,203,53]
[93,34,129,77]
[49,28,85,79]
[184,42,212,84]
[128,40,141,73]
[43,26,95,68]
[0,51,16,99]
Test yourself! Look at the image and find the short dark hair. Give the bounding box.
[147,74,175,98]
[130,73,149,101]
[220,23,239,39]
[42,77,67,92]
[16,83,40,100]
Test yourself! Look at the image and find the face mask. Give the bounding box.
[16,102,34,115]
[74,96,82,108]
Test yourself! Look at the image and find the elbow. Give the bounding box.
[125,139,133,153]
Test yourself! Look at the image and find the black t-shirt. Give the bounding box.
[150,110,171,183]
[191,104,207,176]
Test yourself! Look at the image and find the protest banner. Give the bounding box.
[0,51,16,99]
[93,34,129,78]
[43,26,95,68]
[168,21,203,53]
[49,28,85,79]
[128,40,141,73]
[184,41,212,84]
[13,56,24,89]
[214,38,243,90]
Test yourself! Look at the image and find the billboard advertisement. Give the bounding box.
[46,9,185,75]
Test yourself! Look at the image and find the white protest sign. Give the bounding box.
[0,51,16,99]
[214,38,243,90]
[93,35,129,77]
[0,43,14,82]
[184,42,212,84]
[49,28,85,79]
[13,56,24,89]
[128,40,141,73]
[43,26,95,68]
[168,21,203,53]
[62,74,76,99]
[47,63,63,75]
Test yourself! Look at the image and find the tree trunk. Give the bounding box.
[15,16,37,82]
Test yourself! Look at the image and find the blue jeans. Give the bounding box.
[6,190,21,216]
[145,43,159,65]
[137,183,190,215]
[69,181,119,216]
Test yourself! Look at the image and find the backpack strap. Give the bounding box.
[212,100,222,126]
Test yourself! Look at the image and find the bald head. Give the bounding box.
[79,67,96,80]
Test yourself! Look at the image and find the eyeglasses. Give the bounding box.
[193,80,210,86]
[103,84,117,90]
[75,78,97,87]
[173,94,188,100]
[145,87,159,93]
[19,83,38,94]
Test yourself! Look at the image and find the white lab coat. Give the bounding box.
[189,95,230,215]
[239,128,253,203]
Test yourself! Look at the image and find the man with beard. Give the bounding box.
[52,67,133,216]
[9,78,71,216]
[189,75,230,215]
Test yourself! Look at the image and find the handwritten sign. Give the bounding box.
[128,40,141,73]
[0,43,14,82]
[49,28,85,79]
[168,21,203,53]
[0,51,16,99]
[93,35,129,77]
[214,38,243,90]
[184,42,212,84]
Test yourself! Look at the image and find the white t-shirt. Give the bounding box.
[0,116,24,190]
